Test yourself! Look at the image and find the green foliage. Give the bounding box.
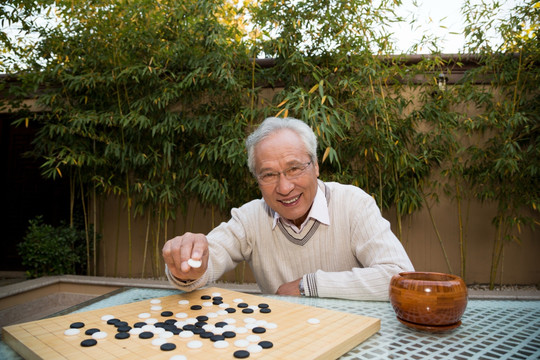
[1,0,538,283]
[17,216,90,278]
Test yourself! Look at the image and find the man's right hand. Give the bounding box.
[162,232,209,281]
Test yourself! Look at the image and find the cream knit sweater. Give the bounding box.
[166,181,414,301]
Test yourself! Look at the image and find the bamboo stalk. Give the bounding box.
[78,169,90,275]
[142,213,151,278]
[456,183,465,279]
[114,196,121,277]
[422,192,453,274]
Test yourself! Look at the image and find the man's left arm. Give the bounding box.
[305,194,414,301]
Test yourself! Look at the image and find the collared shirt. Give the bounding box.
[272,184,330,233]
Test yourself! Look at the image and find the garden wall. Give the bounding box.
[95,187,539,286]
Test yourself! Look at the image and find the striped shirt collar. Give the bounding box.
[272,182,330,233]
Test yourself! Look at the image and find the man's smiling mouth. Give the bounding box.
[281,194,301,204]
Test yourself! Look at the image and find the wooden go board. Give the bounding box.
[2,287,380,360]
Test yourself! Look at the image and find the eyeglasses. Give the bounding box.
[257,161,313,185]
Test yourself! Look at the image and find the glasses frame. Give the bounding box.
[256,161,313,185]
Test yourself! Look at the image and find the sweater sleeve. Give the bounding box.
[305,185,414,301]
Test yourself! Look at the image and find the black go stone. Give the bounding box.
[80,339,97,347]
[70,322,85,329]
[201,295,212,300]
[139,331,154,339]
[252,327,266,334]
[161,311,173,317]
[258,340,273,349]
[233,350,250,358]
[215,321,228,328]
[237,303,249,308]
[114,321,128,328]
[195,321,207,328]
[196,315,209,322]
[190,305,202,310]
[225,308,237,313]
[117,326,132,333]
[212,300,223,305]
[212,296,223,301]
[155,322,166,328]
[223,331,236,338]
[210,334,225,342]
[84,328,100,335]
[260,308,271,314]
[115,332,130,340]
[160,343,176,351]
[134,322,146,328]
[193,328,204,334]
[242,308,254,314]
[106,318,120,325]
[183,324,196,331]
[164,319,177,325]
[200,331,214,339]
[258,303,269,308]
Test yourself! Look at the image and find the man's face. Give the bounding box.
[254,129,320,226]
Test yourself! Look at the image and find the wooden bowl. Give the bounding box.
[389,272,468,332]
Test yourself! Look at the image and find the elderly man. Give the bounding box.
[163,117,414,300]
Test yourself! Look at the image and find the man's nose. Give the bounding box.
[275,173,294,194]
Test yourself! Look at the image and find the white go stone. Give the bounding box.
[266,322,278,329]
[150,305,163,311]
[247,344,263,353]
[101,315,115,321]
[129,328,143,335]
[202,301,213,307]
[187,340,203,349]
[146,318,158,325]
[211,292,222,297]
[142,325,156,332]
[152,338,167,346]
[307,318,321,325]
[234,339,250,347]
[187,258,202,268]
[169,356,187,360]
[213,340,229,349]
[202,324,215,332]
[160,331,174,339]
[64,328,80,336]
[138,312,151,319]
[243,317,256,324]
[246,334,261,343]
[179,330,194,338]
[92,331,108,340]
[175,312,188,318]
[235,327,248,334]
[233,298,244,303]
[178,299,189,305]
[150,299,161,304]
[153,327,166,335]
[206,312,218,318]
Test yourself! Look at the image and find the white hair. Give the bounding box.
[245,117,318,176]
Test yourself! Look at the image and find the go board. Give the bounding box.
[3,287,380,359]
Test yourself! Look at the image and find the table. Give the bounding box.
[2,287,539,359]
